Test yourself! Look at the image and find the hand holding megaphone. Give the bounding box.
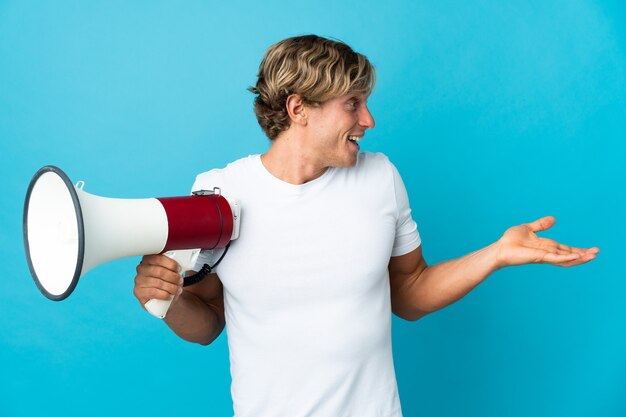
[133,250,195,318]
[139,249,202,318]
[23,166,240,319]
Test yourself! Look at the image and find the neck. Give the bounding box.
[261,133,328,185]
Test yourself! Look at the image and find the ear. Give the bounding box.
[285,94,307,126]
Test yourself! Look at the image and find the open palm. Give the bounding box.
[494,216,599,269]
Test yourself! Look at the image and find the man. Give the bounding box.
[133,35,599,417]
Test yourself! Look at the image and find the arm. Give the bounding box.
[389,216,599,322]
[134,254,225,346]
[389,243,499,321]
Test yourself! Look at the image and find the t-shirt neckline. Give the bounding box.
[252,154,336,195]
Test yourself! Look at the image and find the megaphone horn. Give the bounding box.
[23,165,240,318]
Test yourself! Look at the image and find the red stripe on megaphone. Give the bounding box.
[157,194,233,251]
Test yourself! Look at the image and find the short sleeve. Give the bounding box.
[389,161,421,257]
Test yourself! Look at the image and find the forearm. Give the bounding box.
[163,291,224,346]
[396,242,502,320]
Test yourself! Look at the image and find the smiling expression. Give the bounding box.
[304,93,375,168]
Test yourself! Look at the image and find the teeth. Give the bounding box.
[348,135,361,141]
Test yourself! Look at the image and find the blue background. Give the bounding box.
[1,1,624,416]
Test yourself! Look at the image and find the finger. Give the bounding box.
[140,254,181,272]
[556,243,600,257]
[526,216,556,233]
[553,252,597,268]
[554,245,586,258]
[540,251,581,264]
[136,264,182,285]
[136,276,182,297]
[134,286,179,304]
[538,237,597,256]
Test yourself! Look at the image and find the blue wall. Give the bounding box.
[1,1,624,416]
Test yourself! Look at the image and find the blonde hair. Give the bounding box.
[249,35,376,140]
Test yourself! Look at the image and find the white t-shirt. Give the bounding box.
[191,152,421,417]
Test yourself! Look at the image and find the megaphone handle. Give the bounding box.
[144,249,201,319]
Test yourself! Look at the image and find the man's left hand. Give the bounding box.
[494,215,599,269]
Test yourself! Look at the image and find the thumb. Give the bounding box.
[526,215,556,233]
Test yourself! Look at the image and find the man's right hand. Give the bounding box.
[133,254,184,311]
[134,254,225,345]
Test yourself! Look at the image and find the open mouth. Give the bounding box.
[347,135,362,148]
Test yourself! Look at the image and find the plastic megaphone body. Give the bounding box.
[23,165,240,319]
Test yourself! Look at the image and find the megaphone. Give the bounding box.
[23,165,240,319]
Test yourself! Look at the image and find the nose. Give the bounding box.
[359,105,375,130]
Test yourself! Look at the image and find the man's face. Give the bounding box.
[304,92,375,168]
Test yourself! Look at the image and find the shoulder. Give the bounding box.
[331,152,397,191]
[357,151,392,167]
[358,151,406,179]
[191,155,259,192]
[351,152,409,198]
[354,151,396,176]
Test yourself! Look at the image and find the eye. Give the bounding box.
[347,99,359,111]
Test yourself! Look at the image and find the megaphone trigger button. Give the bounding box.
[75,181,85,190]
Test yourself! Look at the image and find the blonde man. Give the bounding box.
[134,35,598,417]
